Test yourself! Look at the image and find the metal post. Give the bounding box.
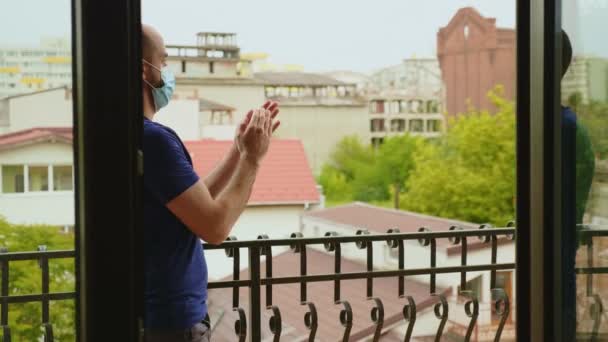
[248,246,261,342]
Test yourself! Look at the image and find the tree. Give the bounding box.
[319,135,390,203]
[0,217,75,341]
[376,134,420,208]
[401,87,516,226]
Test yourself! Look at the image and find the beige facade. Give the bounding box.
[0,87,72,134]
[0,141,74,226]
[368,94,444,147]
[274,104,368,174]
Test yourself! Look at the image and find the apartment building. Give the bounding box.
[0,37,72,98]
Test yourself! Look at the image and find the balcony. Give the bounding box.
[1,226,606,341]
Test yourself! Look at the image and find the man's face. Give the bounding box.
[143,32,168,88]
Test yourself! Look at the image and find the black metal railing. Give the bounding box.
[0,247,75,342]
[204,225,516,342]
[1,225,606,342]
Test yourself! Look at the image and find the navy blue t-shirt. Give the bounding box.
[143,118,208,330]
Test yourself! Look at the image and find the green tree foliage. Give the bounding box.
[376,134,420,208]
[567,92,608,159]
[0,217,75,341]
[319,134,420,206]
[401,87,516,225]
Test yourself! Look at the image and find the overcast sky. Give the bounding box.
[2,1,606,73]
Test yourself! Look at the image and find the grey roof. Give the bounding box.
[254,72,351,87]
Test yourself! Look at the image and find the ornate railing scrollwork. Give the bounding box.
[338,300,353,342]
[589,293,604,342]
[402,296,417,342]
[233,307,247,342]
[369,297,384,342]
[460,290,479,342]
[267,305,282,342]
[432,294,448,342]
[491,288,510,342]
[303,302,318,342]
[43,323,54,342]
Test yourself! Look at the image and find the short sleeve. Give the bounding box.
[143,126,200,204]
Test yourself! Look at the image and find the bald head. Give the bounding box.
[142,24,165,61]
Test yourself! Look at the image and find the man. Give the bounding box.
[141,24,280,341]
[561,30,595,341]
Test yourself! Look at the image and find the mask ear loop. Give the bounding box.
[142,59,164,88]
[142,60,160,112]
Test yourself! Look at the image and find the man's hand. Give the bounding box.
[235,101,280,153]
[238,108,273,164]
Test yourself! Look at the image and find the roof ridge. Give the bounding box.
[321,201,478,226]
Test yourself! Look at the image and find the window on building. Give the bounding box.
[53,165,73,191]
[1,165,25,193]
[427,120,442,132]
[391,119,406,132]
[371,137,384,148]
[409,119,424,132]
[29,166,49,192]
[370,100,385,114]
[209,61,215,74]
[370,118,385,132]
[427,100,440,113]
[399,100,408,113]
[181,60,187,73]
[390,101,400,114]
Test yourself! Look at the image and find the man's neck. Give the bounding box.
[142,90,156,120]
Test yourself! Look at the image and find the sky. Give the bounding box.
[0,0,515,73]
[2,1,608,73]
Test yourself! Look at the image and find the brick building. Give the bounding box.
[437,7,516,116]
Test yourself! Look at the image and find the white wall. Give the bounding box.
[7,88,72,132]
[0,142,74,226]
[300,215,516,306]
[175,84,266,125]
[274,105,369,174]
[205,205,310,280]
[154,99,201,140]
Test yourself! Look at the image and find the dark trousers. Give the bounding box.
[145,316,211,342]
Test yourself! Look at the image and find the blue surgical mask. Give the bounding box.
[143,59,175,112]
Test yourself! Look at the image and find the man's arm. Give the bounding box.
[168,109,275,244]
[204,101,280,197]
[168,155,259,244]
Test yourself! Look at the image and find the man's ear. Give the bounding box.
[142,64,148,82]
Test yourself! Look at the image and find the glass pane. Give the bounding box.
[28,166,49,192]
[0,0,75,340]
[53,165,73,191]
[562,0,608,339]
[143,1,515,340]
[1,165,24,193]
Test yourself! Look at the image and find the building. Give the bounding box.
[184,139,322,279]
[369,58,443,96]
[0,37,72,98]
[561,55,608,104]
[0,87,72,135]
[0,127,74,227]
[164,32,265,127]
[366,58,445,146]
[300,202,516,340]
[438,7,516,116]
[257,71,369,174]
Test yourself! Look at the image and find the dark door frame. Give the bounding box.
[71,0,144,340]
[516,0,564,340]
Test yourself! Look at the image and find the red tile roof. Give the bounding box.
[184,139,320,205]
[0,127,72,151]
[303,202,513,255]
[208,249,447,341]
